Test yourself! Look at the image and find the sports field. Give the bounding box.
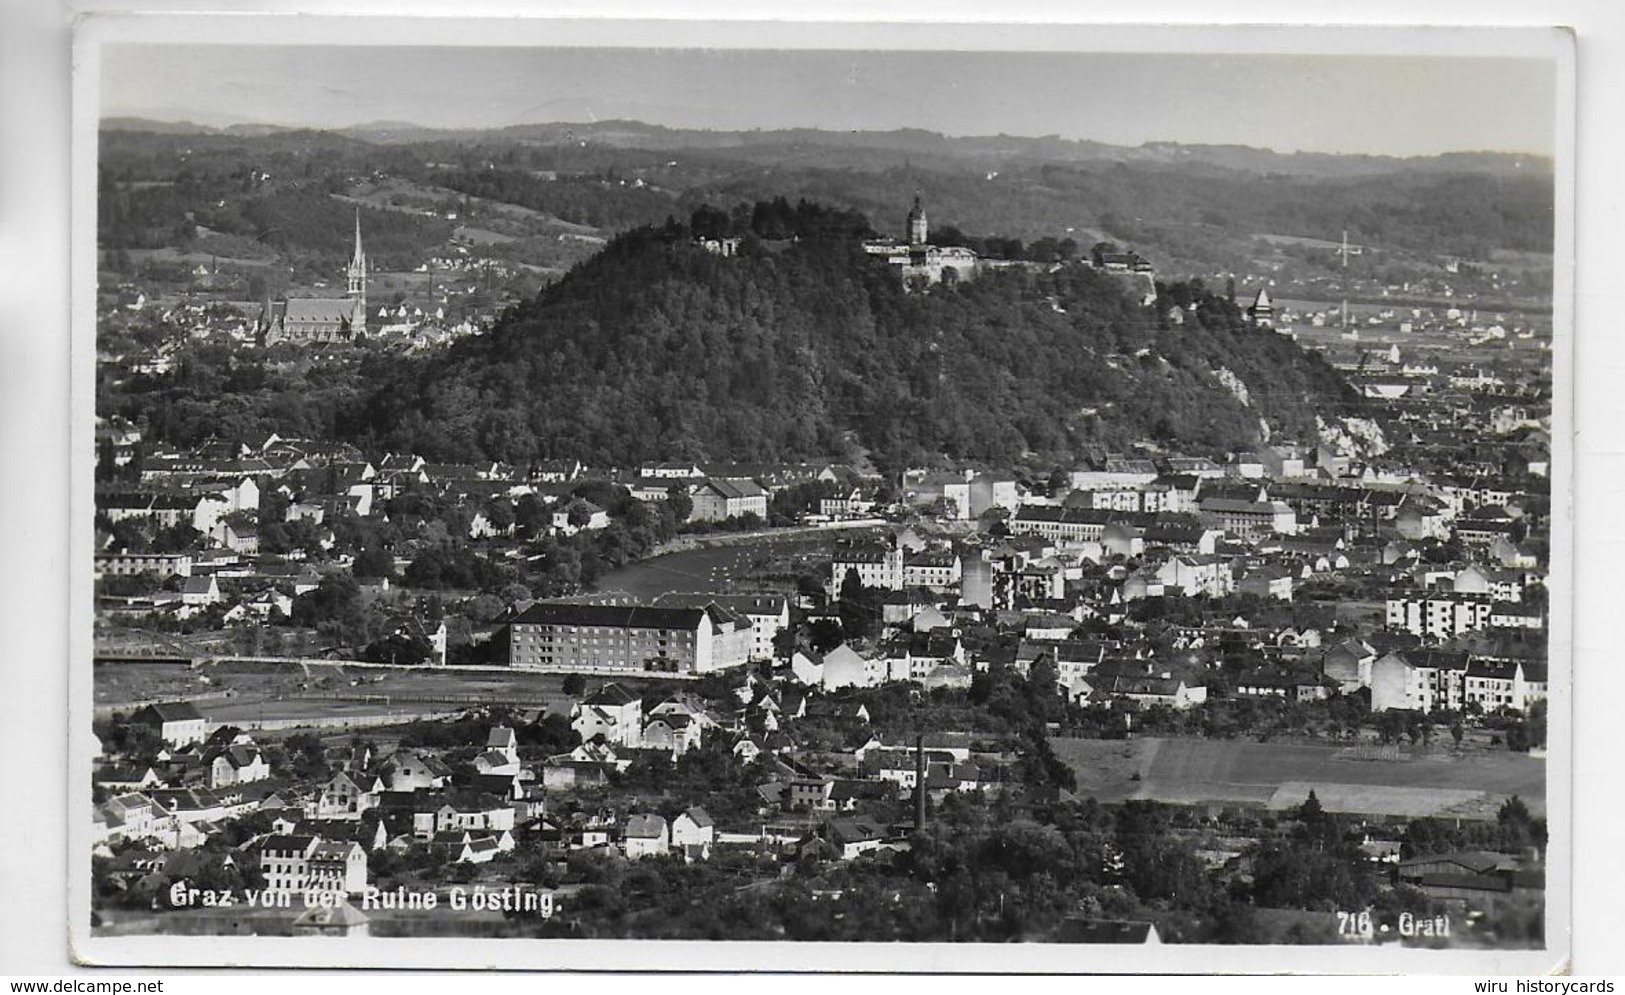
[1052,736,1545,818]
[94,660,574,727]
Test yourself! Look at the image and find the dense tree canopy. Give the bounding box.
[341,208,1361,471]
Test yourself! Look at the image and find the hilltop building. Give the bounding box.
[1091,243,1158,306]
[260,211,368,345]
[864,196,982,286]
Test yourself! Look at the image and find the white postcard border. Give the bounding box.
[67,12,1576,975]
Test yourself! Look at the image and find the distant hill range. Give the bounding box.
[98,116,1554,263]
[101,116,312,137]
[344,120,1551,179]
[101,116,1550,179]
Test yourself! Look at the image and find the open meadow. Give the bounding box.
[1052,736,1545,819]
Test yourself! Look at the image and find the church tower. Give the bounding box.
[906,195,928,247]
[346,209,367,335]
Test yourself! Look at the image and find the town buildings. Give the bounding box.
[88,162,1554,948]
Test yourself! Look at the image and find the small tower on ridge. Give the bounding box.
[1247,287,1274,329]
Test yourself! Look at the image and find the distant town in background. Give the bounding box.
[90,87,1554,947]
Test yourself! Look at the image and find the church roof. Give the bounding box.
[283,299,354,322]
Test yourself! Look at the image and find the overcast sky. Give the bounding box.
[100,45,1557,157]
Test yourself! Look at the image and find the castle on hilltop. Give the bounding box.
[863,195,1168,305]
[863,196,984,287]
[258,210,368,346]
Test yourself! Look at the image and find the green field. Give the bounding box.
[1052,736,1545,819]
[94,662,210,707]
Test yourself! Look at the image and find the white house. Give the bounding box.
[670,807,715,860]
[570,683,645,748]
[789,649,825,687]
[379,749,452,792]
[310,771,384,821]
[206,744,271,788]
[130,702,208,747]
[641,713,703,759]
[623,813,670,859]
[473,725,522,776]
[820,644,884,690]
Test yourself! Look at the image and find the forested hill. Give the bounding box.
[344,204,1361,471]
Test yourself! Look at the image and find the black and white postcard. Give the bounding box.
[70,15,1573,973]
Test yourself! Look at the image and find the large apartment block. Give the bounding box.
[1386,592,1493,640]
[1370,652,1548,714]
[653,593,789,662]
[1010,505,1115,543]
[508,602,753,675]
[1197,497,1298,539]
[829,542,904,593]
[94,551,194,578]
[903,550,961,592]
[259,834,368,896]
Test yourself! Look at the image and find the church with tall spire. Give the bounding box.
[259,209,369,346]
[346,208,367,332]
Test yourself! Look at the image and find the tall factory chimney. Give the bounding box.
[914,733,927,831]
